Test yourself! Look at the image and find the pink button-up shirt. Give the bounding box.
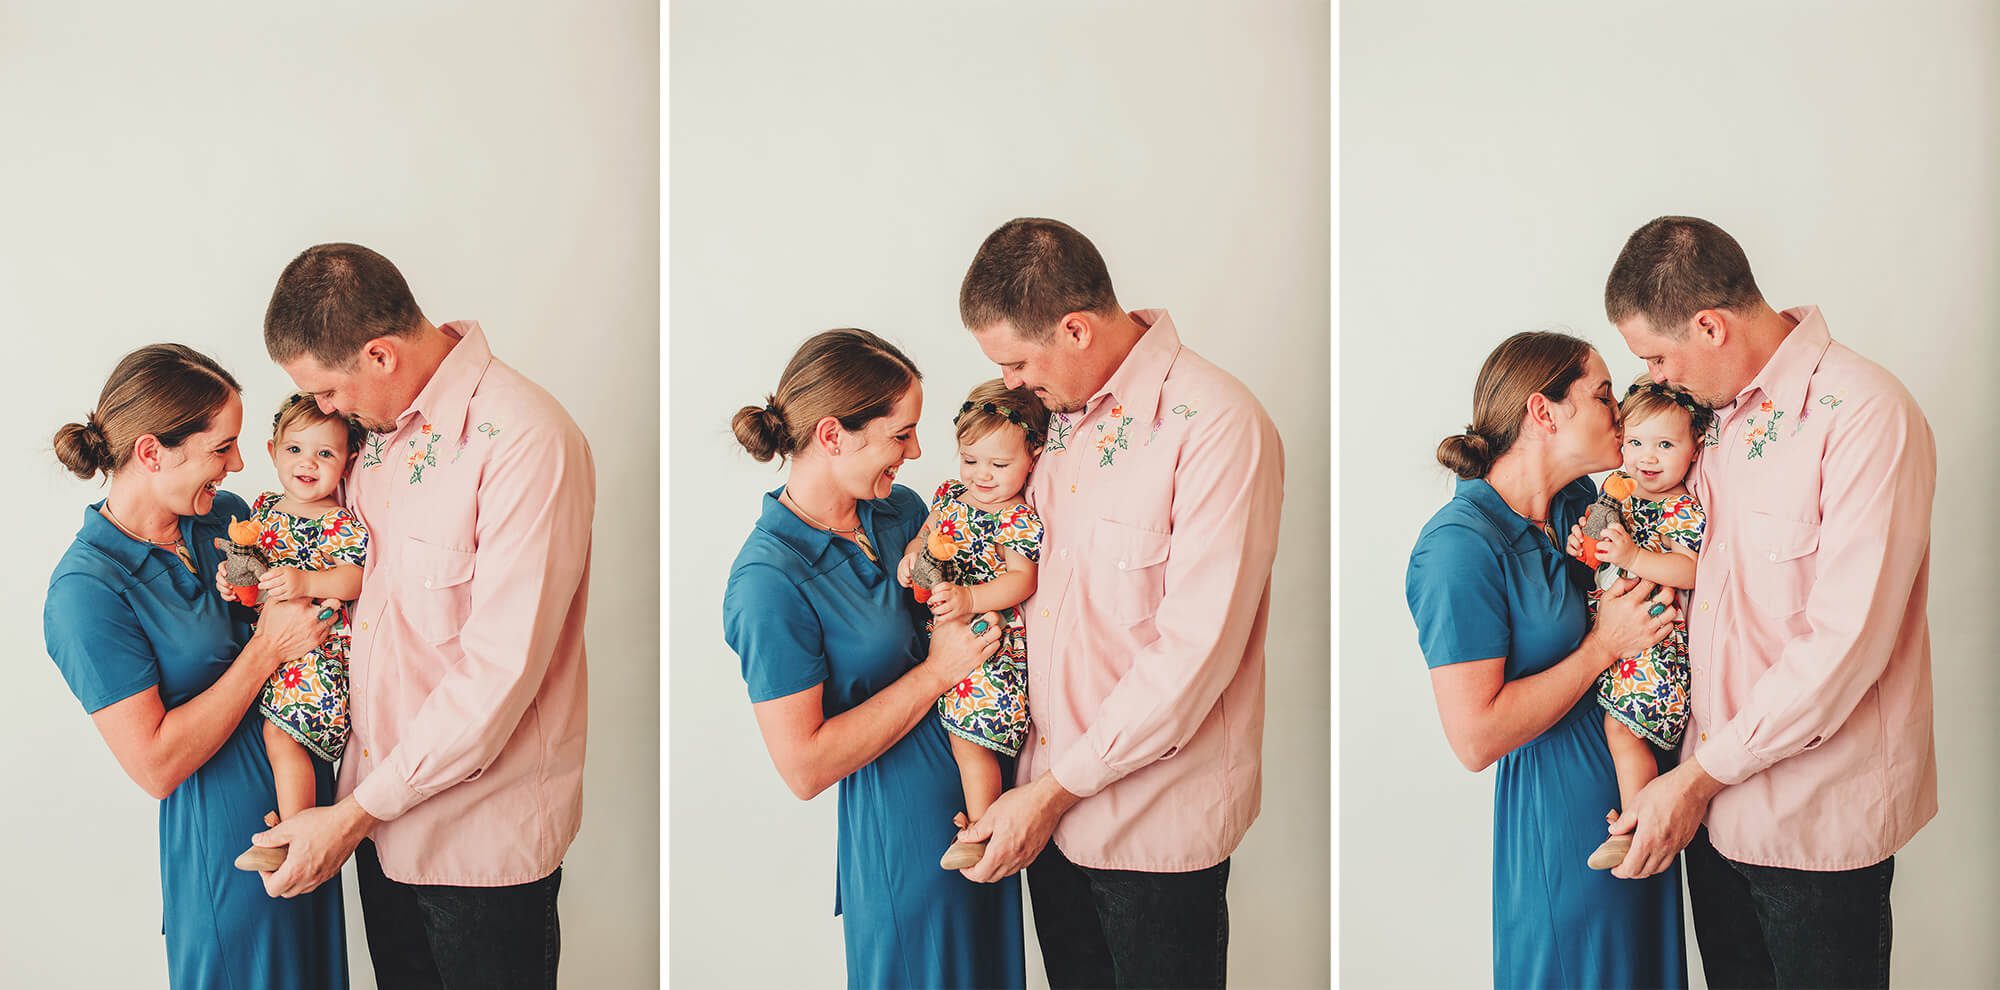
[1016,309,1284,871]
[339,321,595,885]
[1687,305,1936,870]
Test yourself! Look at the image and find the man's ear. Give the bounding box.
[359,337,399,373]
[1693,309,1729,350]
[1056,312,1093,351]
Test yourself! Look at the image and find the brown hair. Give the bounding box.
[53,344,242,481]
[1619,374,1712,440]
[959,217,1120,342]
[953,378,1050,452]
[1605,216,1764,334]
[270,393,368,457]
[1437,331,1594,480]
[732,329,923,463]
[264,242,426,368]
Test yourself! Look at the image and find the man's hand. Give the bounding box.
[1608,757,1724,879]
[253,795,378,898]
[957,772,1081,883]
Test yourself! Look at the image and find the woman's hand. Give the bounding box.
[1596,523,1637,569]
[249,597,339,662]
[925,611,1004,687]
[1590,577,1677,661]
[258,566,308,603]
[928,582,969,622]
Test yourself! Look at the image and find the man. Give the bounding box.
[1604,216,1935,987]
[249,243,595,988]
[951,217,1284,988]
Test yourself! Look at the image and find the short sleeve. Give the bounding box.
[1405,522,1511,669]
[929,479,960,514]
[1656,493,1705,554]
[322,508,371,568]
[999,504,1044,563]
[43,574,159,713]
[723,561,830,703]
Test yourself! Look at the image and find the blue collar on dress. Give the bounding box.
[753,485,908,568]
[74,500,199,578]
[1453,476,1588,552]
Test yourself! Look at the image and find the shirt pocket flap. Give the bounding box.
[407,537,476,590]
[1748,511,1819,563]
[1095,518,1170,571]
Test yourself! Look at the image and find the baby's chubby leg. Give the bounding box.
[264,719,318,822]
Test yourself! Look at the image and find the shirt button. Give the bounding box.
[1117,560,1127,570]
[1039,736,1047,746]
[360,621,369,631]
[1767,552,1778,561]
[1700,601,1709,612]
[1070,484,1077,493]
[1041,609,1049,617]
[424,577,433,588]
[362,747,370,757]
[1060,549,1070,559]
[1698,733,1706,743]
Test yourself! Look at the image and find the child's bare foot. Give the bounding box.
[234,811,288,872]
[940,811,986,870]
[1587,808,1632,870]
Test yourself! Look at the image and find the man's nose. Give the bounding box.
[315,396,337,415]
[1001,369,1022,390]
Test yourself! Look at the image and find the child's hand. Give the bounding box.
[928,582,968,621]
[215,562,235,601]
[258,567,308,603]
[1565,522,1585,559]
[1597,523,1637,569]
[897,552,918,589]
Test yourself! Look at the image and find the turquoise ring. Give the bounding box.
[971,618,991,635]
[1647,603,1667,618]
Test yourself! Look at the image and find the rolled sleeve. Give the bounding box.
[1050,402,1284,798]
[1695,392,1936,786]
[353,419,595,822]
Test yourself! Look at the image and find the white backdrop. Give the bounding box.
[668,1,1329,986]
[0,3,659,986]
[1340,2,1998,987]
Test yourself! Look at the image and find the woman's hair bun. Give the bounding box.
[731,399,794,463]
[1435,429,1492,480]
[52,417,113,480]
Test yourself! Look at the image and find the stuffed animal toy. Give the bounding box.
[213,517,271,607]
[1576,473,1636,587]
[908,528,959,604]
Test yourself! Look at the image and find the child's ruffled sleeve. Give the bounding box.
[324,508,370,567]
[929,479,960,515]
[1660,493,1706,554]
[1000,504,1044,564]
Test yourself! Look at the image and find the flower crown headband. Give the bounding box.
[1624,380,1712,431]
[273,392,369,453]
[954,400,1045,450]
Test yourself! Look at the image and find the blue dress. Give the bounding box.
[724,485,1025,989]
[1406,477,1685,990]
[45,494,348,989]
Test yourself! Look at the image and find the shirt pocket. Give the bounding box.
[1741,510,1818,617]
[403,536,475,644]
[1088,518,1171,624]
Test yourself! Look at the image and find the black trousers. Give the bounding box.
[1685,827,1894,990]
[1026,841,1230,989]
[354,839,563,990]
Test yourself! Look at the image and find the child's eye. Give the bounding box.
[285,444,300,453]
[992,462,1010,469]
[1659,441,1674,450]
[319,450,338,459]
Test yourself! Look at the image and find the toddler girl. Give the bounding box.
[1571,377,1709,869]
[220,394,370,823]
[897,380,1047,870]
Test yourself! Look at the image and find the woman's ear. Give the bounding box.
[1523,393,1558,436]
[132,433,163,472]
[813,416,845,455]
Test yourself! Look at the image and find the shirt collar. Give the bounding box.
[1086,308,1181,426]
[74,500,192,576]
[1730,305,1831,418]
[1454,476,1591,550]
[753,486,906,567]
[399,320,493,441]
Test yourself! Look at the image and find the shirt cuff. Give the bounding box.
[351,767,425,822]
[1693,725,1772,787]
[1049,739,1122,799]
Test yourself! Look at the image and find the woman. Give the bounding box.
[45,344,345,988]
[1405,332,1686,989]
[722,329,1023,989]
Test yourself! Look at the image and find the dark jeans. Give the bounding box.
[355,839,562,990]
[1684,827,1894,989]
[1026,842,1230,989]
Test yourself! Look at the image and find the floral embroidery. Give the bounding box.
[1743,400,1783,459]
[1171,402,1199,420]
[1095,404,1134,467]
[405,423,441,483]
[360,433,387,470]
[1044,414,1071,453]
[1702,416,1722,449]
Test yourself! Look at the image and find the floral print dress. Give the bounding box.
[1590,471,1705,749]
[928,479,1043,757]
[249,491,369,761]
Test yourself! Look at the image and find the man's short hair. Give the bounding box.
[264,243,425,367]
[1604,216,1764,335]
[959,218,1120,342]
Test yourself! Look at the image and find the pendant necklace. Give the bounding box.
[782,488,877,562]
[104,503,196,573]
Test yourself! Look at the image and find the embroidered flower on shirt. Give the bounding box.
[1744,405,1784,460]
[405,425,441,484]
[1096,408,1134,467]
[1044,414,1071,453]
[360,434,387,470]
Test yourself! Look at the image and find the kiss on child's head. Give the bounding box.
[268,394,366,505]
[951,379,1049,510]
[1618,375,1710,500]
